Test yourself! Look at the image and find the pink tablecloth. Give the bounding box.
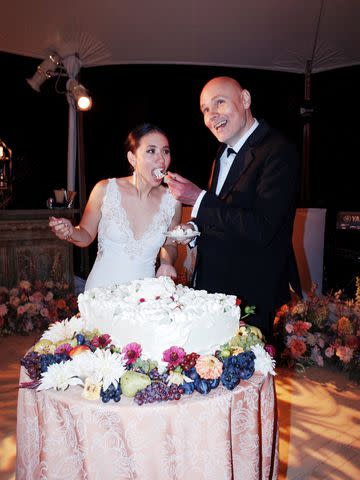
[16,368,278,480]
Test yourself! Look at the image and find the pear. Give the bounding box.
[120,371,151,398]
[33,339,55,354]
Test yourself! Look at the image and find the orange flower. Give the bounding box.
[288,338,307,359]
[56,299,67,309]
[337,316,353,336]
[195,355,223,379]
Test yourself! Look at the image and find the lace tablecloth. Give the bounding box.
[16,368,278,480]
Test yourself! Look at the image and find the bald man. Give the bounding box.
[167,76,301,340]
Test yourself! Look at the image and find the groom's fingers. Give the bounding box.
[167,172,188,184]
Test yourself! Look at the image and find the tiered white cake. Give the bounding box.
[78,276,240,363]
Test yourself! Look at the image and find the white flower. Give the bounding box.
[167,371,193,386]
[251,344,276,376]
[41,316,85,343]
[70,351,98,380]
[37,361,83,391]
[91,349,126,391]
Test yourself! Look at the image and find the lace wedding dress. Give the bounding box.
[85,178,177,290]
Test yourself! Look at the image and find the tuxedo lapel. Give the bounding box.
[219,146,253,197]
[209,145,226,193]
[219,120,269,198]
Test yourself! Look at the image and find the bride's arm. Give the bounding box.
[156,201,182,278]
[49,180,106,247]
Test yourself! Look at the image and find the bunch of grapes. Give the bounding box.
[148,369,169,383]
[21,352,41,380]
[100,383,121,403]
[40,353,69,373]
[134,381,183,405]
[180,352,200,371]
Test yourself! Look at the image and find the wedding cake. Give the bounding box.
[78,276,240,363]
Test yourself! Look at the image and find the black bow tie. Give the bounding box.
[227,147,236,157]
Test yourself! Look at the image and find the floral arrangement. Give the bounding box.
[0,280,78,336]
[20,315,276,405]
[274,278,360,383]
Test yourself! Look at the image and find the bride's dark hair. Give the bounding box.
[125,123,168,155]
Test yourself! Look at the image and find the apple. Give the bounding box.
[69,345,91,358]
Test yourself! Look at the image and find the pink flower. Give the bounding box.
[45,291,54,301]
[40,308,49,318]
[311,346,324,366]
[55,343,72,355]
[195,355,223,379]
[264,344,276,358]
[336,346,353,363]
[122,342,142,364]
[91,334,112,349]
[285,323,294,334]
[17,305,27,316]
[163,346,186,367]
[325,347,334,358]
[293,321,312,337]
[29,291,44,304]
[0,304,8,316]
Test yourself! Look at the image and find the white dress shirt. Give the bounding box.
[191,119,259,217]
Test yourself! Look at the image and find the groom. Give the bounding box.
[167,76,301,340]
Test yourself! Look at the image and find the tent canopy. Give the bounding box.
[1,0,359,74]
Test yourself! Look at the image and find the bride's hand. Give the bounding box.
[156,264,177,279]
[49,216,74,241]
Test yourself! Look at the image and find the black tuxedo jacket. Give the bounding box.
[193,120,301,335]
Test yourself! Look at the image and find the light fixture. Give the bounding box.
[26,53,62,92]
[67,79,92,111]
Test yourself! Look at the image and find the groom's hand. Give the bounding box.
[166,172,202,206]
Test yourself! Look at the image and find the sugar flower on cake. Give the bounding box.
[37,361,83,391]
[195,355,223,379]
[251,344,276,376]
[91,349,126,390]
[41,316,85,343]
[162,346,186,368]
[122,342,142,364]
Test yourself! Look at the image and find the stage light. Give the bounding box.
[26,54,62,92]
[67,79,92,111]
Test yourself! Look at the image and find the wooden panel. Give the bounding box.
[0,209,78,289]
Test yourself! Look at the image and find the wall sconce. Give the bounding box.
[26,53,62,92]
[67,79,92,111]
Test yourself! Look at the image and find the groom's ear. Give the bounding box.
[127,151,136,169]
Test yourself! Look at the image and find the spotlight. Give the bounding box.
[26,53,62,92]
[67,79,92,111]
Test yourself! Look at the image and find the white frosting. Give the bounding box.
[78,276,240,363]
[170,225,195,237]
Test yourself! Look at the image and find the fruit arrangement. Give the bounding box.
[20,320,276,405]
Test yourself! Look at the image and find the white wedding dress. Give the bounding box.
[85,178,177,291]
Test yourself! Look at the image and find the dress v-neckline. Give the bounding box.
[114,180,167,242]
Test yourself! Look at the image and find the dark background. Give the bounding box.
[1,51,359,209]
[1,52,359,293]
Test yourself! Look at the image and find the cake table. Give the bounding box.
[16,367,278,479]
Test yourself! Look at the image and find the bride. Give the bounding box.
[49,123,182,290]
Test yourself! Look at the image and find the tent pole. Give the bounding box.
[300,60,312,206]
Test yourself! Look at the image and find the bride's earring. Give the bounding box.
[132,170,136,187]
